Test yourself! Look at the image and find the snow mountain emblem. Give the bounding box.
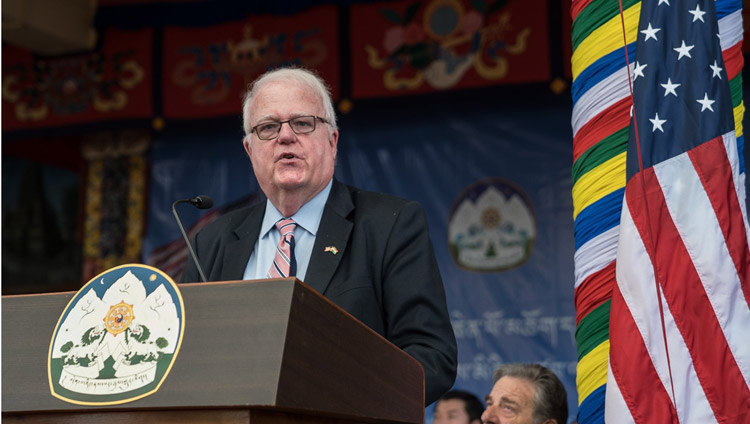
[48,264,185,405]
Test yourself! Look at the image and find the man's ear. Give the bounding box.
[329,129,339,157]
[542,419,558,424]
[243,136,252,157]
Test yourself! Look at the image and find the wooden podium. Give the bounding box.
[2,278,425,423]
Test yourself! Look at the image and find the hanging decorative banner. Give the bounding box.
[48,264,185,405]
[1,29,152,131]
[350,0,549,98]
[81,130,150,283]
[162,5,339,119]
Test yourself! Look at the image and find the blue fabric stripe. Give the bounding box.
[737,134,745,175]
[715,0,741,19]
[574,188,625,250]
[572,44,636,105]
[577,385,606,424]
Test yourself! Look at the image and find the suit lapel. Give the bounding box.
[305,181,353,295]
[220,203,265,281]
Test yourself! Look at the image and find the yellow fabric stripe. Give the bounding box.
[572,2,641,80]
[734,101,744,138]
[577,339,610,405]
[573,151,627,220]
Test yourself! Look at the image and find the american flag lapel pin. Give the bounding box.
[324,246,339,255]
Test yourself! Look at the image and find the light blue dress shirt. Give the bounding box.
[242,179,333,282]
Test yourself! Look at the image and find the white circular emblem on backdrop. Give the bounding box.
[448,178,536,272]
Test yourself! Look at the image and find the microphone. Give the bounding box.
[187,195,213,209]
[172,195,213,282]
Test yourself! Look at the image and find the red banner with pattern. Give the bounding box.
[162,5,339,119]
[2,29,153,131]
[350,0,549,98]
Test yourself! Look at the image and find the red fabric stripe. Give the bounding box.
[688,137,750,314]
[635,166,750,423]
[575,261,615,325]
[722,42,744,81]
[573,97,631,161]
[609,276,678,423]
[571,0,594,21]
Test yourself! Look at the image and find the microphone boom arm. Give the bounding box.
[172,198,210,282]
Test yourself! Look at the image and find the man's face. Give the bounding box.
[244,80,338,209]
[481,376,540,424]
[433,398,478,424]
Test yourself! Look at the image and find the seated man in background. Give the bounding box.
[433,389,484,424]
[181,66,457,405]
[482,363,568,424]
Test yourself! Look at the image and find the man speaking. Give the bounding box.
[181,66,457,405]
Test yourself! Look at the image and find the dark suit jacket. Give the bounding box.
[181,179,457,405]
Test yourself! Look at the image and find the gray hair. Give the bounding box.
[242,67,338,141]
[492,363,568,424]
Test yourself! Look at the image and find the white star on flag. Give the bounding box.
[696,93,715,112]
[649,112,666,132]
[689,4,706,22]
[710,60,723,79]
[633,61,647,80]
[641,23,661,41]
[660,78,680,96]
[674,40,694,59]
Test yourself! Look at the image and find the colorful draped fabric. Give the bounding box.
[570,0,745,422]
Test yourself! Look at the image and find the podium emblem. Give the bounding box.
[48,264,185,405]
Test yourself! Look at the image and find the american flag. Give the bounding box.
[605,0,750,422]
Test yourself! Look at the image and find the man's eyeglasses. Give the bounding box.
[251,115,330,140]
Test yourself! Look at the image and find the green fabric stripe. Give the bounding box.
[576,299,611,360]
[572,127,629,184]
[572,0,641,51]
[730,74,743,109]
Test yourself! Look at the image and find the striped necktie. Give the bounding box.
[267,218,297,278]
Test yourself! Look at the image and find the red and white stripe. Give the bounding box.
[607,132,750,423]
